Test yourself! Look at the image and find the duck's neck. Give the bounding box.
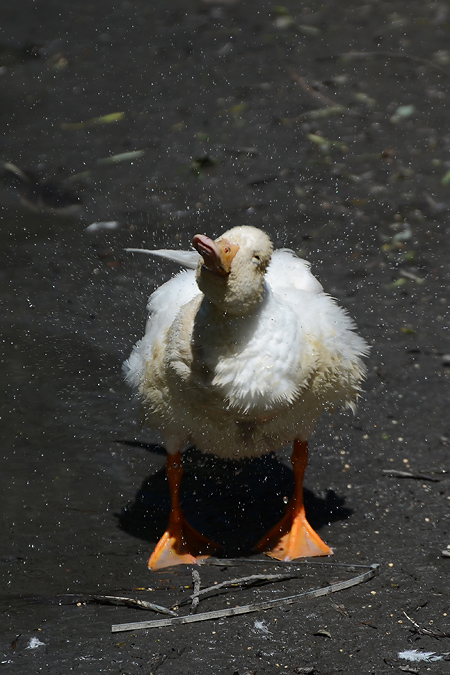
[199,280,270,318]
[190,286,270,370]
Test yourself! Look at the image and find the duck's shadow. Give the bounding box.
[118,446,352,557]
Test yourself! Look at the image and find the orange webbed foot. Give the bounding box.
[254,439,333,562]
[148,509,220,570]
[254,504,332,561]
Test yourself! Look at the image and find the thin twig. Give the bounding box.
[382,469,440,482]
[111,563,379,633]
[288,70,345,109]
[403,611,450,638]
[93,595,177,616]
[190,570,201,615]
[329,599,350,618]
[338,50,450,77]
[176,572,299,609]
[199,557,374,571]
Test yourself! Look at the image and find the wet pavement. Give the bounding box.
[1,1,450,673]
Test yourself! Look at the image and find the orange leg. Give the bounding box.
[148,452,219,570]
[254,439,332,561]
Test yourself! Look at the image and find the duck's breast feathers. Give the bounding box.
[205,289,312,412]
[266,250,323,295]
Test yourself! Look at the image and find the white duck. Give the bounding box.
[125,225,368,570]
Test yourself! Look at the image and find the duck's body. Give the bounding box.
[125,226,368,569]
[127,251,365,459]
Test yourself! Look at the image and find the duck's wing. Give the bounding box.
[125,248,200,269]
[266,249,368,412]
[146,269,198,323]
[266,249,323,294]
[124,269,200,389]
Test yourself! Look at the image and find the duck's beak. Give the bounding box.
[193,234,239,276]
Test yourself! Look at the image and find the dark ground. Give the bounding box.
[1,1,449,673]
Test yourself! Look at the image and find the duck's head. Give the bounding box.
[193,225,273,315]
